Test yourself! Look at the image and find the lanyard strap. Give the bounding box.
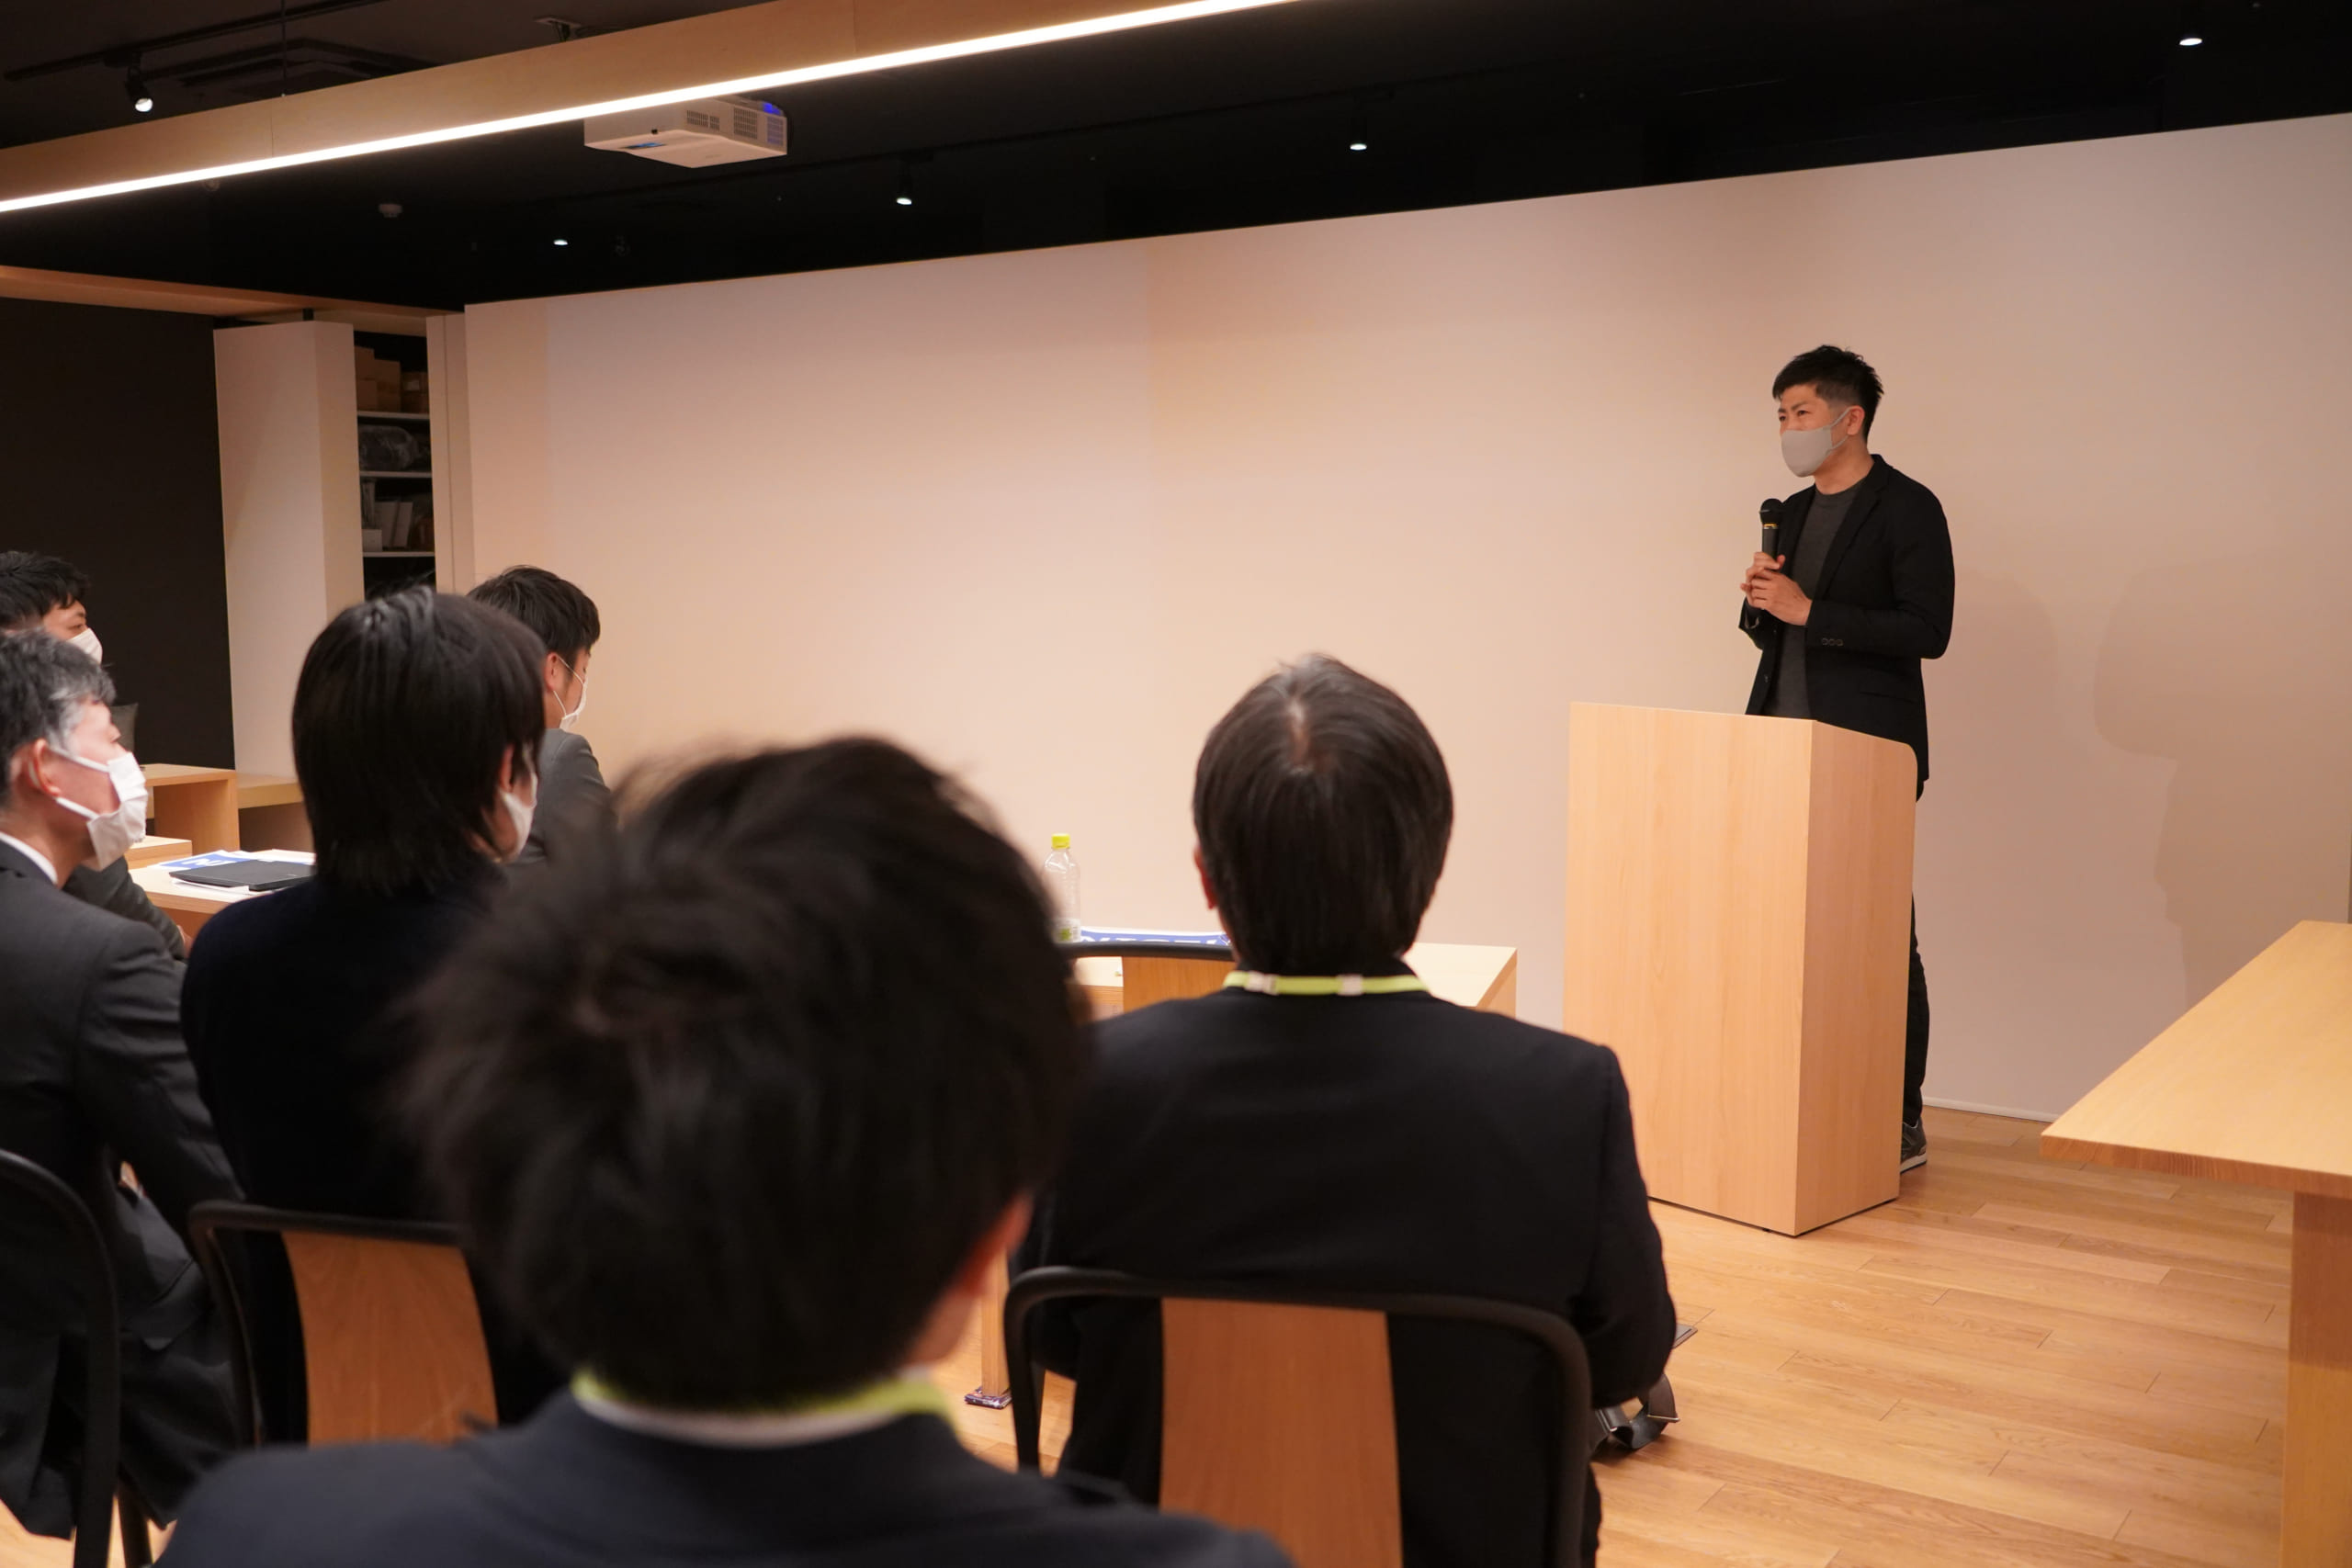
[572,1370,951,1424]
[1224,971,1430,998]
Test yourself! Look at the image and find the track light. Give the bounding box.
[895,164,916,206]
[126,69,153,114]
[552,237,570,246]
[1346,105,1368,152]
[2177,2,2204,44]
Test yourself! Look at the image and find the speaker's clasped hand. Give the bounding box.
[1743,556,1812,626]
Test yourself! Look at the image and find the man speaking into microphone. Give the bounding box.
[1740,345,1954,1172]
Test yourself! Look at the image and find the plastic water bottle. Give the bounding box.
[1044,834,1081,942]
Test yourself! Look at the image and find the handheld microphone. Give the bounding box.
[1759,497,1784,560]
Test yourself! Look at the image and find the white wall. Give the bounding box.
[463,113,2352,1121]
[215,319,364,776]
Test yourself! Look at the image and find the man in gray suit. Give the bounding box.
[467,567,613,863]
[0,631,240,1536]
[0,552,185,959]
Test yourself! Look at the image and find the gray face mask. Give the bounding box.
[1780,416,1852,478]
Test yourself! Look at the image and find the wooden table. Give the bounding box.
[978,942,1520,1405]
[125,835,193,870]
[2042,920,2352,1564]
[130,850,314,947]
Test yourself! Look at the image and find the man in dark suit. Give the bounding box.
[0,631,240,1537]
[164,739,1290,1568]
[467,567,613,863]
[0,552,185,960]
[1021,655,1676,1568]
[1739,345,1955,1170]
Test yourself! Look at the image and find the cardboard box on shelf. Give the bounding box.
[355,378,382,412]
[401,372,429,414]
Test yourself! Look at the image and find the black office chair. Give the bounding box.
[188,1202,499,1449]
[1006,1266,1594,1568]
[0,1151,153,1568]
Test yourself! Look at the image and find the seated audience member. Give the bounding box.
[182,587,541,1216]
[0,550,183,959]
[181,588,552,1431]
[1020,654,1676,1568]
[164,739,1290,1568]
[466,566,611,863]
[0,631,240,1535]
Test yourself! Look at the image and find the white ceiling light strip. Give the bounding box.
[0,0,1304,215]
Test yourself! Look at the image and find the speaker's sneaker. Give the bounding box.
[1900,1120,1928,1173]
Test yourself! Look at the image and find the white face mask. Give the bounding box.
[52,746,147,871]
[500,788,537,861]
[559,672,589,733]
[1780,416,1852,478]
[66,627,102,665]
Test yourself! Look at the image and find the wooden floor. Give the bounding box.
[937,1107,2289,1567]
[0,1107,2280,1564]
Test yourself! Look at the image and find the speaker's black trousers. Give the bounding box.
[1906,904,1929,1125]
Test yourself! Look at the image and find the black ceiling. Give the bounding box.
[0,0,2345,309]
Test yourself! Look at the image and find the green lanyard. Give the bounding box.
[572,1370,952,1424]
[1223,971,1430,998]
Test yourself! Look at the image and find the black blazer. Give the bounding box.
[180,862,563,1435]
[516,728,614,865]
[0,841,240,1532]
[181,865,498,1220]
[1741,456,1954,783]
[163,1396,1293,1568]
[65,858,186,962]
[1020,987,1676,1568]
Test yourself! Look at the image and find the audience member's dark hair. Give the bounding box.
[0,552,91,633]
[404,739,1086,1409]
[1193,653,1452,975]
[0,631,113,764]
[1772,344,1885,436]
[467,566,601,665]
[293,589,544,896]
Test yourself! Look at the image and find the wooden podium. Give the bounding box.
[1563,704,1917,1235]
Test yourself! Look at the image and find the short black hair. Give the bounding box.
[0,630,113,770]
[1193,653,1453,974]
[467,567,601,666]
[293,588,545,896]
[404,739,1086,1409]
[0,552,91,633]
[1772,345,1885,436]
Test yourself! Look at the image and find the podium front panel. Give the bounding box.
[1565,704,1912,1235]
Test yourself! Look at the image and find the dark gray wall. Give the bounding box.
[0,296,233,767]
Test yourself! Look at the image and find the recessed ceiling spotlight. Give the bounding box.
[552,237,570,246]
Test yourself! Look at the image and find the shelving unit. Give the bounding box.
[356,332,437,596]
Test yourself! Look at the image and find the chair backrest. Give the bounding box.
[0,1152,121,1568]
[188,1201,496,1445]
[1005,1267,1592,1568]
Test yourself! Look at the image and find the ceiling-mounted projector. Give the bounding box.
[583,97,787,167]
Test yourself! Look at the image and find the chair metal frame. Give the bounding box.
[187,1201,475,1448]
[0,1151,153,1568]
[1004,1265,1594,1568]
